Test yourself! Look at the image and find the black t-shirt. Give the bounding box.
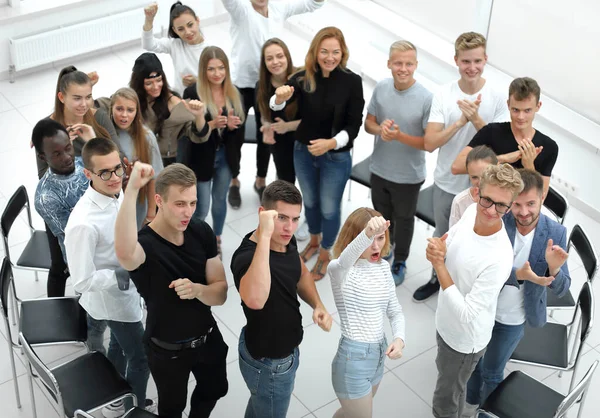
[130,221,218,343]
[231,232,303,359]
[468,122,558,176]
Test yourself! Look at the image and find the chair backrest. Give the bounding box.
[19,332,61,401]
[568,225,599,283]
[575,281,594,347]
[0,186,30,240]
[0,257,12,319]
[554,360,599,417]
[544,186,568,224]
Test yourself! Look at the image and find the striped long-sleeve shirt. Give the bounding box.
[328,230,406,344]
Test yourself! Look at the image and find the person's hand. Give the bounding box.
[226,108,242,130]
[182,74,196,87]
[169,278,200,300]
[365,216,390,239]
[144,2,158,20]
[121,156,135,191]
[271,117,289,134]
[381,123,400,142]
[456,112,469,128]
[386,338,405,360]
[313,306,332,332]
[545,238,569,276]
[67,124,96,141]
[257,209,278,240]
[307,138,335,156]
[457,94,482,121]
[209,108,228,129]
[517,261,555,286]
[182,99,205,118]
[426,233,448,268]
[127,161,155,191]
[501,150,523,164]
[260,123,276,144]
[516,137,543,170]
[275,85,294,105]
[87,71,99,87]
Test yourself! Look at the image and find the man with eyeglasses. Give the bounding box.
[65,137,153,416]
[426,163,523,418]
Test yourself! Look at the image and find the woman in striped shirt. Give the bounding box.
[328,208,406,417]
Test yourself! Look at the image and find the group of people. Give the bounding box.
[26,1,576,418]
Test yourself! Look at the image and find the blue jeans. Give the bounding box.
[238,327,300,418]
[293,142,352,249]
[466,321,525,405]
[87,315,150,409]
[192,146,232,236]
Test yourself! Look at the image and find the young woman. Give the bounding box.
[183,46,245,256]
[129,52,210,167]
[272,26,365,280]
[109,87,164,229]
[328,209,405,418]
[256,38,300,184]
[142,2,208,95]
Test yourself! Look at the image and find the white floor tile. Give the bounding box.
[0,373,60,418]
[0,93,14,113]
[0,70,59,110]
[392,347,438,408]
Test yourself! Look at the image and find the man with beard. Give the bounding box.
[463,169,571,416]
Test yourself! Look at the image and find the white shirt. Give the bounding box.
[449,187,477,229]
[64,186,143,323]
[436,204,513,353]
[496,228,535,325]
[223,0,324,88]
[329,230,405,343]
[142,29,209,95]
[429,81,509,195]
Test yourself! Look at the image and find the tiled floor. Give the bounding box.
[1,19,600,418]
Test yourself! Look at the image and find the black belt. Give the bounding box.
[151,327,213,351]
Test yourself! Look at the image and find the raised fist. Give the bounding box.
[365,216,389,238]
[183,99,205,117]
[128,162,155,191]
[257,209,278,239]
[144,3,158,20]
[275,85,294,105]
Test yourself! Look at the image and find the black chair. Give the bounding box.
[509,281,594,392]
[20,332,135,418]
[75,407,158,417]
[244,115,257,144]
[547,224,598,311]
[476,360,598,418]
[544,186,569,225]
[349,157,371,188]
[0,257,87,409]
[415,185,436,228]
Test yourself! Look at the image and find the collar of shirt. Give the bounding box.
[87,183,123,210]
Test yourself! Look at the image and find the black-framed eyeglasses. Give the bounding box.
[90,165,126,181]
[478,196,512,214]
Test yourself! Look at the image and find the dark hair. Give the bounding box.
[168,2,198,38]
[31,118,69,154]
[466,145,498,170]
[82,137,120,170]
[517,168,544,197]
[261,180,302,209]
[509,77,541,103]
[155,163,197,200]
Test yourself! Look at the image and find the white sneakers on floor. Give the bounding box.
[295,220,309,241]
[101,399,157,417]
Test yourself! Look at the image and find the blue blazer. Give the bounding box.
[503,212,571,328]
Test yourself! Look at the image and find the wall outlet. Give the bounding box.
[551,174,579,197]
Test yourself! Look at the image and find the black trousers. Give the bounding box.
[271,133,296,184]
[238,87,270,179]
[370,174,424,262]
[45,224,69,297]
[145,326,229,418]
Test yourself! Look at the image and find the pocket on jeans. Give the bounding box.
[239,353,261,394]
[326,151,351,163]
[274,355,295,375]
[339,345,369,361]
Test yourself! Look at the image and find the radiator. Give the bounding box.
[8,8,145,73]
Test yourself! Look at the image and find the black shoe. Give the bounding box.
[228,185,241,209]
[413,270,440,302]
[254,182,266,201]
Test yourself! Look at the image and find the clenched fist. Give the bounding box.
[275,85,294,105]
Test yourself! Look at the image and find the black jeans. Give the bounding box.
[370,174,424,261]
[271,133,296,184]
[238,87,270,179]
[45,224,69,297]
[145,326,229,418]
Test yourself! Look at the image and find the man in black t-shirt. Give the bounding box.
[115,162,229,418]
[451,77,558,197]
[231,180,333,418]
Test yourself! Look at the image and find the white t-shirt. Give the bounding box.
[496,228,535,325]
[222,0,324,88]
[436,204,514,353]
[429,81,509,195]
[449,187,477,229]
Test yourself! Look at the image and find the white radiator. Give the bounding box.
[9,8,145,72]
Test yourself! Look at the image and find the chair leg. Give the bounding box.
[549,309,555,318]
[7,338,21,408]
[9,282,17,326]
[26,366,38,418]
[347,180,352,201]
[34,270,39,282]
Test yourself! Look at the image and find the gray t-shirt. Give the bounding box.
[367,78,432,184]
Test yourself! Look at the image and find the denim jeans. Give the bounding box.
[238,327,300,418]
[87,315,150,409]
[466,321,525,406]
[192,146,232,236]
[293,142,352,249]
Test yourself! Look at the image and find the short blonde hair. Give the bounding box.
[332,208,391,259]
[479,163,524,200]
[454,32,486,56]
[155,163,197,201]
[389,40,417,57]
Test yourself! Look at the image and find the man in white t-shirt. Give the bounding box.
[414,32,509,302]
[426,164,523,418]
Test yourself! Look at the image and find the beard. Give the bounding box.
[515,211,540,227]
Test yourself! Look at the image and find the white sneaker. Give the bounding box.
[102,400,125,418]
[144,398,157,413]
[295,221,309,241]
[461,402,479,418]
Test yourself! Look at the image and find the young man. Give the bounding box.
[414,31,509,302]
[451,77,558,197]
[426,163,523,418]
[115,163,229,418]
[64,138,152,416]
[448,145,498,229]
[231,180,332,418]
[221,0,325,208]
[32,118,91,297]
[464,169,570,414]
[364,40,433,286]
